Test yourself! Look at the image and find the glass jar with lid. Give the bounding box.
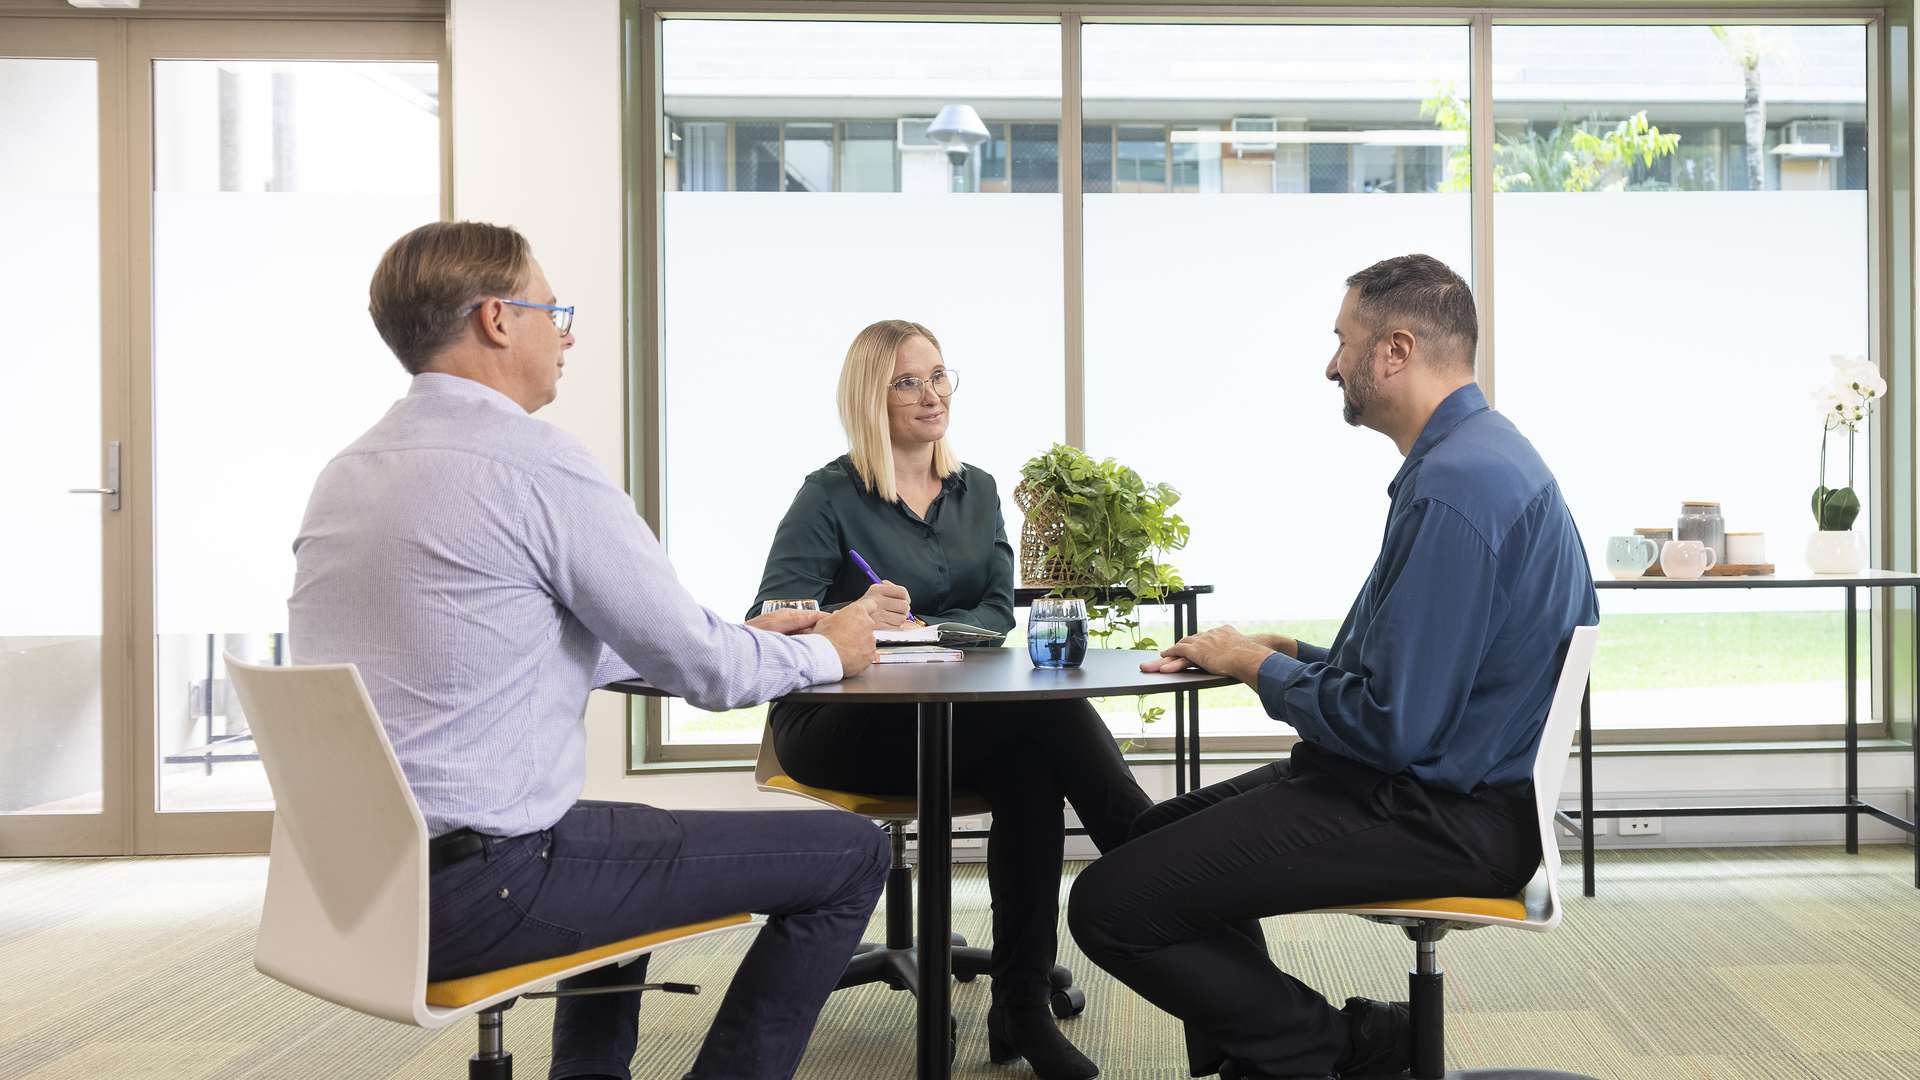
[1676,501,1725,565]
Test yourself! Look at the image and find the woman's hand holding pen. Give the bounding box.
[859,581,914,628]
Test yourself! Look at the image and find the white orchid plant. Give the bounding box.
[1811,355,1886,532]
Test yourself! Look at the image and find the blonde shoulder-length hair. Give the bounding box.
[837,319,960,504]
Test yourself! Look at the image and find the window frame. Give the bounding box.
[623,2,1912,769]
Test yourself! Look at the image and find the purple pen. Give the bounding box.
[848,548,917,624]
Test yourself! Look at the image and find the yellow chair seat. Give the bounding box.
[424,913,753,1008]
[762,774,991,818]
[1329,894,1529,922]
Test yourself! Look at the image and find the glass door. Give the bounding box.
[0,14,442,857]
[129,19,444,853]
[0,20,130,858]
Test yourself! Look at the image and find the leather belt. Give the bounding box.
[428,827,487,874]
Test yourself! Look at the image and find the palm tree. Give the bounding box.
[1713,27,1769,191]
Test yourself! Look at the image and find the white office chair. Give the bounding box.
[1315,624,1601,1080]
[226,656,763,1079]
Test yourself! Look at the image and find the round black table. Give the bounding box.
[609,647,1235,1080]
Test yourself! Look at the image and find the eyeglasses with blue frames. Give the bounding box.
[465,298,575,335]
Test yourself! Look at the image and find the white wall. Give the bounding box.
[447,1,1917,833]
[450,0,638,802]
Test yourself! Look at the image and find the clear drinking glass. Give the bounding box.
[1027,597,1090,669]
[760,599,821,615]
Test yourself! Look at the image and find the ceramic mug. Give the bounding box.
[1724,532,1766,566]
[1605,535,1661,579]
[1660,539,1717,580]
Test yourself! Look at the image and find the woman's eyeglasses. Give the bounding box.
[888,369,958,403]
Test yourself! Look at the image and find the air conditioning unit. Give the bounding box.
[1779,119,1845,158]
[898,117,939,152]
[1230,116,1278,152]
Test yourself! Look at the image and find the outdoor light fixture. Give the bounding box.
[927,104,990,192]
[927,104,991,166]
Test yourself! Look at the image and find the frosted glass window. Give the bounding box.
[151,60,439,811]
[1492,26,1871,732]
[1082,25,1471,739]
[1,59,103,814]
[659,20,1064,746]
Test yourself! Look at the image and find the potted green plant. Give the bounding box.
[1807,354,1883,574]
[1015,444,1189,725]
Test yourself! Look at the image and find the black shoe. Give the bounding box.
[987,1003,1099,1079]
[1336,997,1411,1077]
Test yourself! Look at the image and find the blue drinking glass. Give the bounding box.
[1028,597,1090,669]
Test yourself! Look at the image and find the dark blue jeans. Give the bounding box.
[427,800,890,1080]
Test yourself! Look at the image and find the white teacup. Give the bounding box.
[1660,539,1717,580]
[1725,532,1766,565]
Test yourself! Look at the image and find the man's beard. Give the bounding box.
[1340,336,1382,426]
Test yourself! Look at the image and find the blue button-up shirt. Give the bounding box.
[289,374,842,837]
[1257,383,1598,794]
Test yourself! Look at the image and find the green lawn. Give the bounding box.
[658,610,1869,742]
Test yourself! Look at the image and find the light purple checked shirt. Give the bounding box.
[289,373,842,838]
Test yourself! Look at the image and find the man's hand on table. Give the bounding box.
[746,609,827,635]
[1140,625,1275,686]
[1245,632,1301,658]
[812,604,877,678]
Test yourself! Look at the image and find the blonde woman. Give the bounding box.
[751,320,1147,1080]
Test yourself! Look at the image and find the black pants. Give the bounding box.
[1066,742,1539,1080]
[770,696,1151,1006]
[427,800,889,1080]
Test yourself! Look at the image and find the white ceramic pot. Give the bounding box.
[1804,530,1868,575]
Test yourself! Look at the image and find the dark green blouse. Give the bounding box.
[749,455,1017,635]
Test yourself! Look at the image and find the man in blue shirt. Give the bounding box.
[1068,255,1598,1080]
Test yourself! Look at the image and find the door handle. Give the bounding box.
[67,440,120,512]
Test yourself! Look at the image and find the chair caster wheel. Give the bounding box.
[956,971,978,983]
[1049,985,1086,1019]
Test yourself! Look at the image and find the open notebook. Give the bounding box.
[874,621,1005,647]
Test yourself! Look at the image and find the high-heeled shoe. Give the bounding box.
[987,1002,1099,1079]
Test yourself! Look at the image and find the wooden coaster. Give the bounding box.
[1704,563,1776,577]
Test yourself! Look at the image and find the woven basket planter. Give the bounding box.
[1012,480,1101,589]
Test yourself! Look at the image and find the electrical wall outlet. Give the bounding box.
[1618,817,1664,836]
[906,816,987,851]
[952,816,987,848]
[1587,817,1608,836]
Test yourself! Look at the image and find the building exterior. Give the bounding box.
[661,24,1869,194]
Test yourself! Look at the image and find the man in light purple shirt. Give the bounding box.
[289,221,888,1080]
